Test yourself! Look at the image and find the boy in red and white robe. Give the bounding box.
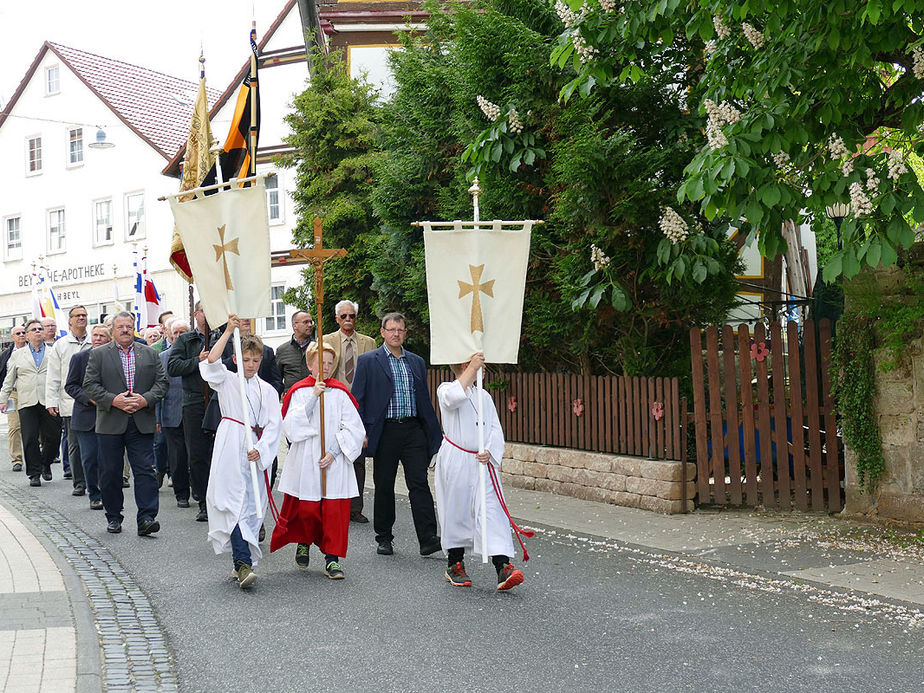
[270,342,365,579]
[435,352,528,591]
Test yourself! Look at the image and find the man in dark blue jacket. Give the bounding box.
[351,312,441,557]
[64,324,111,509]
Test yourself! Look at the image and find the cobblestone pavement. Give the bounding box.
[0,467,176,692]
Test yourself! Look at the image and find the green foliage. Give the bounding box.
[551,0,924,280]
[278,50,384,338]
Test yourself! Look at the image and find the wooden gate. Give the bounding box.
[689,319,843,511]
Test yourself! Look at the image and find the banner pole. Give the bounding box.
[477,365,488,564]
[233,325,263,519]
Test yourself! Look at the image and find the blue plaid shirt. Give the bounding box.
[385,346,416,419]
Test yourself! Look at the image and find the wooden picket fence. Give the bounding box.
[689,319,843,511]
[426,370,686,460]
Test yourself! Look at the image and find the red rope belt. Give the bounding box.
[220,416,280,522]
[442,435,534,561]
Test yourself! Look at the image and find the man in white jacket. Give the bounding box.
[45,305,90,495]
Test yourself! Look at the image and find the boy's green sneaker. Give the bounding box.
[325,560,345,580]
[295,543,310,569]
[235,563,257,589]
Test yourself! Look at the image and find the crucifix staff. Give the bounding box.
[289,217,347,495]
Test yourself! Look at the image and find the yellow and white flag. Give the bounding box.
[423,221,533,364]
[168,180,271,327]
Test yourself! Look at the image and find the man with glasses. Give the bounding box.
[351,312,442,556]
[275,310,316,395]
[45,305,92,495]
[1,320,61,486]
[323,300,377,523]
[0,324,27,471]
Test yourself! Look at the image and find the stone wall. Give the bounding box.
[500,443,695,514]
[844,332,924,523]
[842,255,924,524]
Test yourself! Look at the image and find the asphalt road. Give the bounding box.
[9,465,924,693]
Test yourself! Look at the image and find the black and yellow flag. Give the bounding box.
[202,26,260,191]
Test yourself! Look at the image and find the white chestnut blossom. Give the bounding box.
[572,30,599,63]
[912,46,924,80]
[841,159,855,176]
[865,168,880,193]
[703,99,741,151]
[772,151,790,168]
[659,207,690,244]
[849,182,874,217]
[713,15,731,40]
[704,40,717,56]
[477,95,501,121]
[887,150,908,180]
[742,23,765,49]
[598,0,617,12]
[590,244,611,271]
[508,108,524,135]
[827,134,849,161]
[555,1,584,28]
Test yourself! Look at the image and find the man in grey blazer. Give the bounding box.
[83,312,169,536]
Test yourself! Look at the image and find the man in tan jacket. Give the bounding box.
[323,300,376,523]
[0,319,61,486]
[0,324,26,471]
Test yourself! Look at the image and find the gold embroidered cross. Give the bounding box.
[213,224,240,290]
[458,264,494,333]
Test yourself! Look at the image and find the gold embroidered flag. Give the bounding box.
[423,221,533,364]
[170,74,216,282]
[168,180,271,327]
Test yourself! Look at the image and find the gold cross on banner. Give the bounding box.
[458,264,494,333]
[213,224,240,290]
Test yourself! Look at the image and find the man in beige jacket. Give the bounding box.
[323,300,377,523]
[0,319,61,486]
[46,305,91,495]
[0,325,26,471]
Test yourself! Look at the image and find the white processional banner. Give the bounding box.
[168,181,271,327]
[424,222,533,365]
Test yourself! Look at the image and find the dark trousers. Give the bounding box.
[181,401,214,508]
[74,429,102,501]
[163,425,190,501]
[351,456,366,514]
[97,418,159,525]
[63,416,85,488]
[60,420,68,470]
[153,429,169,475]
[18,404,61,478]
[372,419,437,544]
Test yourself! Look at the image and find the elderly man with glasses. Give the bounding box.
[45,305,92,495]
[1,319,62,486]
[323,300,377,523]
[275,310,316,396]
[0,324,28,471]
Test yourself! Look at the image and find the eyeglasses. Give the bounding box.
[28,327,43,332]
[339,313,356,319]
[71,314,88,319]
[382,328,406,334]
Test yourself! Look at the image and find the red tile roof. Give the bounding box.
[0,41,222,161]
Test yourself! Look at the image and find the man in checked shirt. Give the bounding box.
[351,312,442,558]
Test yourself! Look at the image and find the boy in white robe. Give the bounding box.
[435,352,526,591]
[270,342,365,579]
[200,316,281,589]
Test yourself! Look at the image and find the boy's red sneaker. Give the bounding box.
[445,561,472,587]
[496,563,524,591]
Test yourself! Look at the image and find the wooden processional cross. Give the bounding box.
[289,217,347,494]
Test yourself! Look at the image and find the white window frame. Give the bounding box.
[265,173,284,224]
[45,65,60,96]
[47,208,66,254]
[26,136,42,175]
[125,192,145,241]
[263,285,287,334]
[67,127,84,167]
[93,198,113,246]
[4,215,23,262]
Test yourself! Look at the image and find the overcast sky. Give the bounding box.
[0,1,291,108]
